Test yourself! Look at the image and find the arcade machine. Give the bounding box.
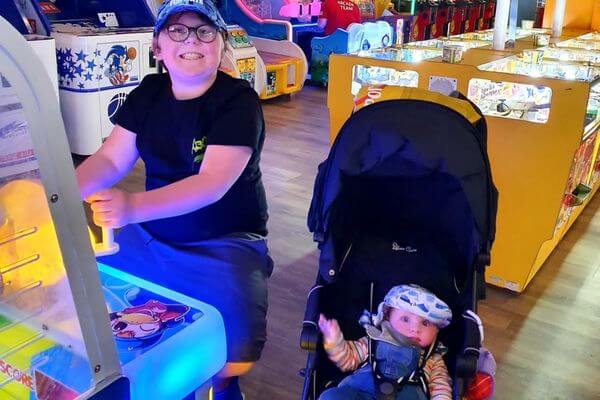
[220,0,321,43]
[219,0,309,99]
[29,0,159,156]
[448,0,469,35]
[411,0,437,40]
[481,0,496,30]
[310,21,394,84]
[431,0,454,38]
[221,25,267,95]
[0,16,227,400]
[462,0,479,33]
[0,1,58,99]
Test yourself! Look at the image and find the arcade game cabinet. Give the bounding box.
[219,0,308,99]
[0,16,227,400]
[0,1,58,99]
[431,0,454,37]
[448,0,469,35]
[411,0,438,40]
[481,0,495,30]
[29,0,159,156]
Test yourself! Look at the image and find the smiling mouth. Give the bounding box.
[179,53,203,60]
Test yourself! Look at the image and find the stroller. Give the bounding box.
[300,87,498,400]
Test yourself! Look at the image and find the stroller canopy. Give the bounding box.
[308,87,498,283]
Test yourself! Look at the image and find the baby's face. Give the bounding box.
[388,308,439,347]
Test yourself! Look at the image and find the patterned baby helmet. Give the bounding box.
[373,284,452,328]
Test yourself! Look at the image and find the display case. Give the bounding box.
[347,47,441,96]
[0,16,226,399]
[326,42,600,292]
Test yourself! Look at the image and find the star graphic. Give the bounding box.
[78,82,85,89]
[87,60,96,70]
[76,50,86,61]
[94,49,101,57]
[96,74,103,81]
[74,64,84,76]
[84,72,93,81]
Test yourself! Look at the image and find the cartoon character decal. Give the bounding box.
[104,45,137,86]
[110,300,190,342]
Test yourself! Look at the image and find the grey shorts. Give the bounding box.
[98,224,273,362]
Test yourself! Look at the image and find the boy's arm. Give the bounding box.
[424,354,453,400]
[324,332,369,372]
[76,125,139,200]
[86,144,251,228]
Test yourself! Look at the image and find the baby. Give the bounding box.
[318,284,453,400]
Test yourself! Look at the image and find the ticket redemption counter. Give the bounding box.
[0,17,226,399]
[327,46,599,292]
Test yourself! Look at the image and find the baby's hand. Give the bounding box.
[318,314,341,344]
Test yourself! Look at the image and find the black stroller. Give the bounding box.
[300,87,498,400]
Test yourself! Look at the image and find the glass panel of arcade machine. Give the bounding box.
[540,47,600,64]
[405,37,488,49]
[467,78,552,123]
[351,65,419,96]
[0,73,93,399]
[556,39,600,52]
[478,53,600,81]
[355,46,442,61]
[585,80,600,134]
[577,33,600,42]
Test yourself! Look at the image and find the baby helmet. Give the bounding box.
[373,284,452,328]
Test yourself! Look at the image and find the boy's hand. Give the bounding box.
[86,188,135,228]
[318,314,341,344]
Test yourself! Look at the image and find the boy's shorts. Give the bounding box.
[99,224,273,362]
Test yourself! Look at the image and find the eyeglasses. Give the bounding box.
[165,23,218,43]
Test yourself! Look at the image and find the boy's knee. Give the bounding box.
[216,361,255,378]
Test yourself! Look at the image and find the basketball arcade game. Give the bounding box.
[0,16,226,400]
[28,0,159,156]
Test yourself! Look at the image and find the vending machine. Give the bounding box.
[0,16,227,400]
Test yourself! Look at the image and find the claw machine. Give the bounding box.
[0,16,226,399]
[326,43,600,292]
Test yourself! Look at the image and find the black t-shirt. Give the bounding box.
[114,71,268,243]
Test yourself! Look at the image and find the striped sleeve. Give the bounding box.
[323,334,369,372]
[423,353,453,400]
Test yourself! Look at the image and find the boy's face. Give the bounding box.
[154,12,224,82]
[388,308,439,348]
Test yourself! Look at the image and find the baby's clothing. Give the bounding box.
[322,329,452,400]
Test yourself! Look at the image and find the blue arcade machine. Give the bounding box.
[21,0,159,156]
[0,1,58,98]
[0,15,227,400]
